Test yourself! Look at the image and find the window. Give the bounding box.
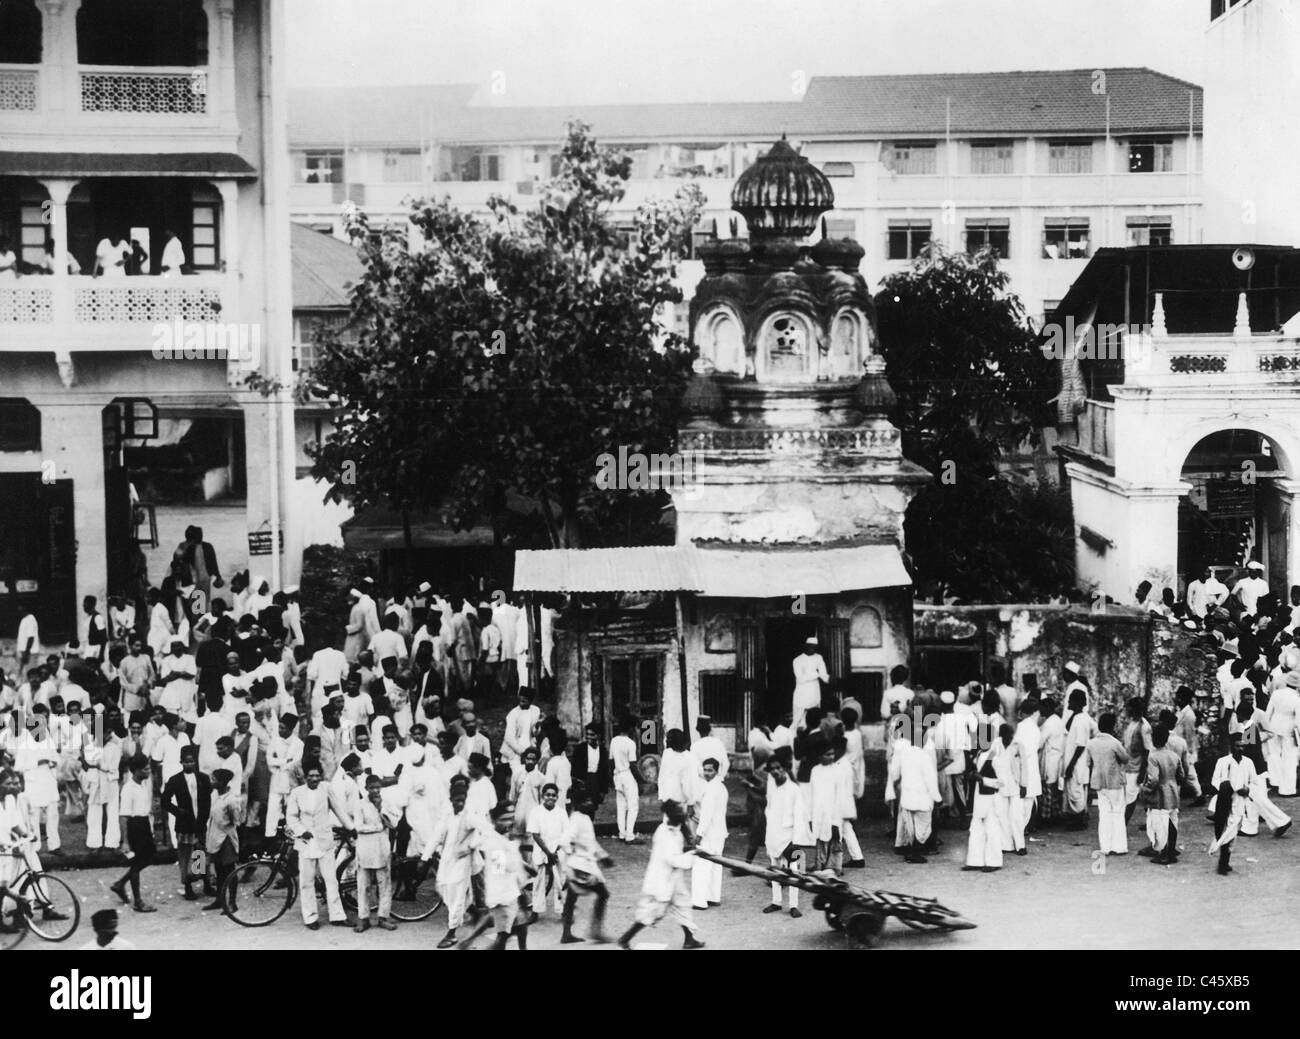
[845,670,885,724]
[1127,138,1175,173]
[0,399,40,452]
[190,187,220,269]
[382,150,423,182]
[699,671,740,726]
[822,161,856,178]
[970,140,1014,175]
[296,151,343,184]
[1126,216,1174,246]
[825,217,856,238]
[461,152,501,182]
[887,219,932,260]
[1040,299,1061,329]
[965,217,1010,258]
[1211,0,1248,20]
[1042,218,1090,259]
[885,142,937,175]
[1048,140,1093,174]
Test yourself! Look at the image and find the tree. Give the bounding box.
[874,243,1067,601]
[307,122,704,550]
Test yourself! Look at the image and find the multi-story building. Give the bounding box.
[289,67,1204,324]
[1055,0,1300,603]
[0,0,296,642]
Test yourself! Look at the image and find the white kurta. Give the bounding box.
[792,653,829,720]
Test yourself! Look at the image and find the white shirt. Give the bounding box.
[1233,576,1269,616]
[610,733,637,775]
[160,235,186,274]
[885,740,940,812]
[502,703,540,761]
[881,683,913,717]
[94,238,130,277]
[691,734,729,780]
[16,613,39,652]
[369,629,408,666]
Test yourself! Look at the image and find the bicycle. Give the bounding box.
[335,838,443,924]
[0,846,81,947]
[220,827,316,927]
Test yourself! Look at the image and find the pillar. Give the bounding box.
[37,0,68,116]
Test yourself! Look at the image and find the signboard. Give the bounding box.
[248,530,283,556]
[1206,481,1255,517]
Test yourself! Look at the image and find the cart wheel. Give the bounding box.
[823,906,844,932]
[845,908,886,949]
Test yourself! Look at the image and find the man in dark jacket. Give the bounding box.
[570,723,611,805]
[161,746,213,900]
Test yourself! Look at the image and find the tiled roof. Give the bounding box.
[287,68,1202,149]
[435,101,804,145]
[799,67,1202,136]
[288,83,479,147]
[290,223,363,310]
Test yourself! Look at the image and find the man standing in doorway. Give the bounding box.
[792,637,829,735]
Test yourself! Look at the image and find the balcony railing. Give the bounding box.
[1123,332,1300,385]
[0,274,233,351]
[0,65,38,111]
[79,65,208,114]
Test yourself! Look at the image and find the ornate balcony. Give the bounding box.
[79,65,208,114]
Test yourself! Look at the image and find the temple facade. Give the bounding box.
[515,139,928,763]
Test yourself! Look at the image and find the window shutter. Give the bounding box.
[820,617,851,699]
[735,619,764,728]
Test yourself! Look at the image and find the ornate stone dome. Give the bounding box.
[731,137,835,242]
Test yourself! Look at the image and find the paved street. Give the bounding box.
[22,810,1300,951]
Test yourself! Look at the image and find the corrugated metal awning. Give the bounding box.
[0,152,258,179]
[513,544,910,596]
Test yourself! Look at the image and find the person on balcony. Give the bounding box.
[93,232,130,278]
[160,229,186,277]
[39,239,80,276]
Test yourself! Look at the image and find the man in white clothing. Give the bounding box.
[1232,561,1269,617]
[285,763,354,928]
[1013,699,1042,842]
[885,733,940,864]
[617,800,704,950]
[264,713,303,837]
[691,714,729,782]
[609,717,640,843]
[1186,566,1229,621]
[501,689,539,764]
[792,637,829,734]
[761,750,807,914]
[691,758,728,910]
[1266,671,1300,796]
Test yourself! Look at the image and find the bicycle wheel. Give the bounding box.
[336,852,358,914]
[20,873,80,942]
[389,857,443,922]
[0,899,27,950]
[223,859,296,927]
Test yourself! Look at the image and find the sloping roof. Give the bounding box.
[0,152,257,178]
[799,67,1202,136]
[289,83,479,147]
[513,544,911,596]
[289,68,1202,148]
[291,223,364,310]
[436,101,804,145]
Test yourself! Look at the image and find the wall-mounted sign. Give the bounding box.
[15,580,38,593]
[248,530,283,556]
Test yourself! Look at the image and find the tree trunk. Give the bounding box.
[401,509,414,588]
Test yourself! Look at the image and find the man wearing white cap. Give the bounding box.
[1233,562,1269,617]
[1186,567,1228,622]
[282,585,304,647]
[792,636,829,734]
[1266,670,1300,796]
[1063,662,1089,711]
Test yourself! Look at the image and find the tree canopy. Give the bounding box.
[307,123,704,550]
[874,243,1070,601]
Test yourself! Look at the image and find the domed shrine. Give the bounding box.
[515,138,928,756]
[675,137,929,547]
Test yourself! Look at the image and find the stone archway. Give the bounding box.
[1175,425,1297,598]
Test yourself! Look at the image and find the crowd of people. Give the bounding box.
[5,550,1300,949]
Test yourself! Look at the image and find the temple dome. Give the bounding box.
[731,137,834,242]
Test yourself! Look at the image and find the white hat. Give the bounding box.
[1064,661,1080,674]
[348,587,361,598]
[417,581,432,594]
[804,636,819,646]
[1248,561,1265,572]
[940,690,956,705]
[283,584,299,596]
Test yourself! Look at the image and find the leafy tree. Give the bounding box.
[874,243,1066,601]
[307,122,704,551]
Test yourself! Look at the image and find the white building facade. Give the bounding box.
[0,0,297,642]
